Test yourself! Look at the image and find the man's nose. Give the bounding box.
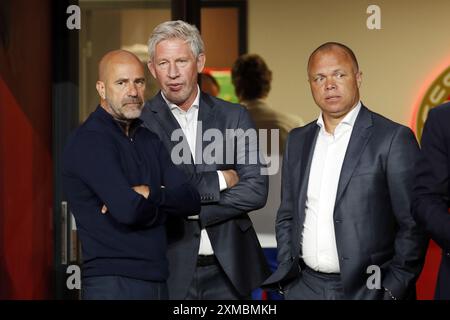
[168,63,180,79]
[325,77,336,90]
[127,83,138,96]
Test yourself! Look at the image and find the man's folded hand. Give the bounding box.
[101,185,151,214]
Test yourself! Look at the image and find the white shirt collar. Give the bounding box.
[161,85,200,112]
[316,101,362,131]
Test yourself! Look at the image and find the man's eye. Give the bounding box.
[336,73,345,78]
[314,77,324,82]
[117,81,124,85]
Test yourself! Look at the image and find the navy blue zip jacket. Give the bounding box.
[62,106,200,281]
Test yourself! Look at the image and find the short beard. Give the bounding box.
[122,106,142,120]
[107,99,143,121]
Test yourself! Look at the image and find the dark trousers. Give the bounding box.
[82,275,168,300]
[284,266,345,300]
[185,255,246,300]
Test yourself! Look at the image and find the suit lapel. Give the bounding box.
[195,93,216,170]
[148,93,183,143]
[298,124,320,204]
[296,124,320,253]
[335,105,373,206]
[145,92,195,170]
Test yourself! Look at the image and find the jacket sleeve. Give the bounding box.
[64,131,164,227]
[275,133,295,265]
[383,126,428,299]
[413,108,450,250]
[262,132,301,290]
[183,170,221,204]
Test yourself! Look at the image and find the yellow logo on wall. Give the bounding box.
[415,66,450,141]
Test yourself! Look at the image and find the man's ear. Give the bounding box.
[96,81,105,99]
[356,71,363,88]
[197,53,206,73]
[148,61,156,79]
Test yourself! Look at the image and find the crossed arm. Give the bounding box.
[67,131,200,227]
[194,107,269,227]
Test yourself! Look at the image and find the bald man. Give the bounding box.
[263,42,427,299]
[62,50,200,300]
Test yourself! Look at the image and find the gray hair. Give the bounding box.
[147,20,204,61]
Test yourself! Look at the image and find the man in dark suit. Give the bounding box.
[263,42,427,299]
[413,101,450,300]
[140,20,270,299]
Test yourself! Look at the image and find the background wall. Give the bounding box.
[248,0,450,126]
[79,6,171,122]
[202,7,239,68]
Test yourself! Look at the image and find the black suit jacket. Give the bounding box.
[413,102,450,300]
[141,92,270,299]
[264,105,427,299]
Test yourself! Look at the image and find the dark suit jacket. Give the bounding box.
[413,102,450,300]
[263,105,427,299]
[141,92,270,299]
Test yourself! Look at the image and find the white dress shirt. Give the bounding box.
[301,102,361,273]
[161,86,227,255]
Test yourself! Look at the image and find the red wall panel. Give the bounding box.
[417,241,442,300]
[0,0,52,299]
